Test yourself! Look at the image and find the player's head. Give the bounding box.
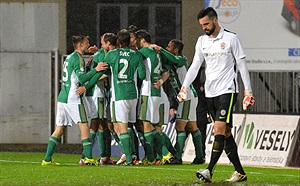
[72,35,90,53]
[167,39,184,56]
[101,33,117,51]
[117,29,130,48]
[197,7,219,36]
[135,29,151,48]
[127,25,138,49]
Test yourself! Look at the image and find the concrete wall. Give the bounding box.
[0,1,64,143]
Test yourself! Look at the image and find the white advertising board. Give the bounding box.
[182,114,299,167]
[204,0,300,71]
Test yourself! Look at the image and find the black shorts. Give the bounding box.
[206,93,237,128]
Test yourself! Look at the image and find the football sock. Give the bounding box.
[207,135,225,173]
[175,130,186,160]
[144,131,155,161]
[97,130,105,157]
[127,128,137,156]
[225,134,246,175]
[191,129,203,159]
[82,138,93,159]
[90,131,96,145]
[152,129,163,160]
[44,136,60,162]
[162,132,176,156]
[104,130,112,157]
[119,132,133,163]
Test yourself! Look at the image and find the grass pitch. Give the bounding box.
[0,152,299,185]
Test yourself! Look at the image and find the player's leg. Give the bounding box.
[42,126,65,165]
[186,121,204,164]
[196,93,234,182]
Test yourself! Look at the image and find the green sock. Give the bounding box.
[162,132,176,156]
[153,130,163,160]
[144,131,154,161]
[175,130,186,160]
[44,136,60,162]
[97,130,105,157]
[119,132,132,163]
[82,138,93,159]
[127,128,136,155]
[104,130,112,157]
[191,129,203,159]
[90,131,96,145]
[112,132,120,143]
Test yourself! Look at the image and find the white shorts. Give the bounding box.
[159,88,170,126]
[84,96,98,120]
[56,102,88,127]
[139,95,161,124]
[110,99,137,124]
[176,97,198,122]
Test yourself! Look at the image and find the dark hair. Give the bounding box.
[170,39,184,55]
[197,7,218,20]
[117,29,130,48]
[135,29,151,43]
[72,35,89,48]
[102,33,117,46]
[127,25,138,34]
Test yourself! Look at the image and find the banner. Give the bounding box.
[182,114,299,167]
[204,0,300,71]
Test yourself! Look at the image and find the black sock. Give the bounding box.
[225,134,246,175]
[207,135,225,173]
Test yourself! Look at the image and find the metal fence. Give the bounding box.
[235,71,300,114]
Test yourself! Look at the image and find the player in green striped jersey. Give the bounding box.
[102,29,145,165]
[135,30,169,164]
[76,33,118,165]
[42,35,108,166]
[150,39,204,165]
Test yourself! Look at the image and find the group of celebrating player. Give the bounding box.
[42,7,255,183]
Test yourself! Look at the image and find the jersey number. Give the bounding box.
[62,61,69,82]
[118,59,128,79]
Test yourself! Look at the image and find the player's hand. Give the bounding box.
[153,79,163,89]
[177,86,187,102]
[86,56,93,67]
[88,45,98,53]
[76,86,86,95]
[243,90,255,110]
[149,44,161,53]
[95,62,108,72]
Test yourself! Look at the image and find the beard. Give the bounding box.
[205,24,216,36]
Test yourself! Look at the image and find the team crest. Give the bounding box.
[220,42,226,50]
[220,109,226,116]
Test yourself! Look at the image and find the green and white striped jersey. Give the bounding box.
[139,47,163,97]
[104,48,145,101]
[58,51,99,104]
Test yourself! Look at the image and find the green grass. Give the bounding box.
[0,152,299,185]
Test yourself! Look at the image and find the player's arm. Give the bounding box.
[178,37,204,102]
[76,62,108,85]
[232,35,255,110]
[153,71,169,89]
